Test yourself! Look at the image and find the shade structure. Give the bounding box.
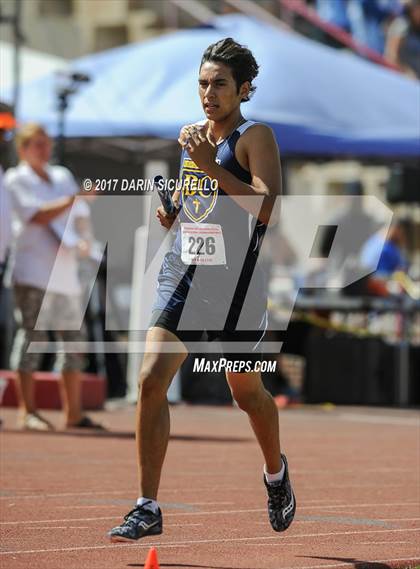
[0,40,67,91]
[5,15,420,157]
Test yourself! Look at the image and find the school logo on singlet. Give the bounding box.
[180,157,218,222]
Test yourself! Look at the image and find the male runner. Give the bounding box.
[109,37,295,541]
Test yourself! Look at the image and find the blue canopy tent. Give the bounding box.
[5,15,420,157]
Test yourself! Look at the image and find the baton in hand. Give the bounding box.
[154,175,175,215]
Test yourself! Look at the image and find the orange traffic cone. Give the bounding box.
[144,547,160,569]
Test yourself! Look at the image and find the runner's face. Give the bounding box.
[199,61,248,121]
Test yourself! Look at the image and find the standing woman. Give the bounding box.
[5,123,103,431]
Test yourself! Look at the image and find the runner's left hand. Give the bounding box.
[178,123,206,148]
[185,126,217,172]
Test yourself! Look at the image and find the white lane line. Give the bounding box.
[246,540,413,547]
[0,528,419,556]
[52,502,234,510]
[0,511,271,526]
[53,505,130,510]
[378,517,420,521]
[294,468,414,474]
[0,490,132,500]
[337,412,420,426]
[307,483,409,488]
[275,499,346,504]
[280,559,420,569]
[295,516,420,523]
[299,502,420,510]
[243,542,305,546]
[50,498,344,511]
[27,526,68,530]
[27,526,92,530]
[69,527,90,529]
[24,523,202,531]
[187,501,234,505]
[1,484,415,500]
[2,501,418,526]
[0,489,248,501]
[359,541,411,545]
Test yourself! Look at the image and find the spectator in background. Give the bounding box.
[315,0,352,48]
[385,0,420,77]
[5,123,103,431]
[316,0,401,53]
[348,0,401,54]
[360,219,409,296]
[395,0,420,77]
[316,0,350,32]
[385,0,411,63]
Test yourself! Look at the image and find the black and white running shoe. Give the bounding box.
[264,453,296,532]
[108,503,163,542]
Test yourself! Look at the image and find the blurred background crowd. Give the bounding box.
[0,0,419,428]
[2,0,420,78]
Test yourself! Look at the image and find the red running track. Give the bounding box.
[1,404,419,569]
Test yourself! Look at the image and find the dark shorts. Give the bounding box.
[149,308,267,363]
[151,252,268,362]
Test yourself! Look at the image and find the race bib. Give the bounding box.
[181,223,226,266]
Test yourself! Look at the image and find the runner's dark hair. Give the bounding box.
[200,38,259,102]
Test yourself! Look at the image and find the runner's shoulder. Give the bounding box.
[238,123,276,147]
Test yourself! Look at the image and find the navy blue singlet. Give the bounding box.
[154,120,267,329]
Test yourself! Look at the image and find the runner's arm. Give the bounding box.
[204,125,281,225]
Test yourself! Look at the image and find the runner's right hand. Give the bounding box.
[156,206,177,229]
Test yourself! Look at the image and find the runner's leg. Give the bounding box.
[226,370,282,474]
[137,325,188,499]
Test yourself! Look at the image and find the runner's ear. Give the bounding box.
[239,81,250,102]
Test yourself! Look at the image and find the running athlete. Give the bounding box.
[109,38,296,542]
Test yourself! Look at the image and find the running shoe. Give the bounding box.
[108,502,163,542]
[20,412,54,431]
[264,453,296,532]
[67,416,106,430]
